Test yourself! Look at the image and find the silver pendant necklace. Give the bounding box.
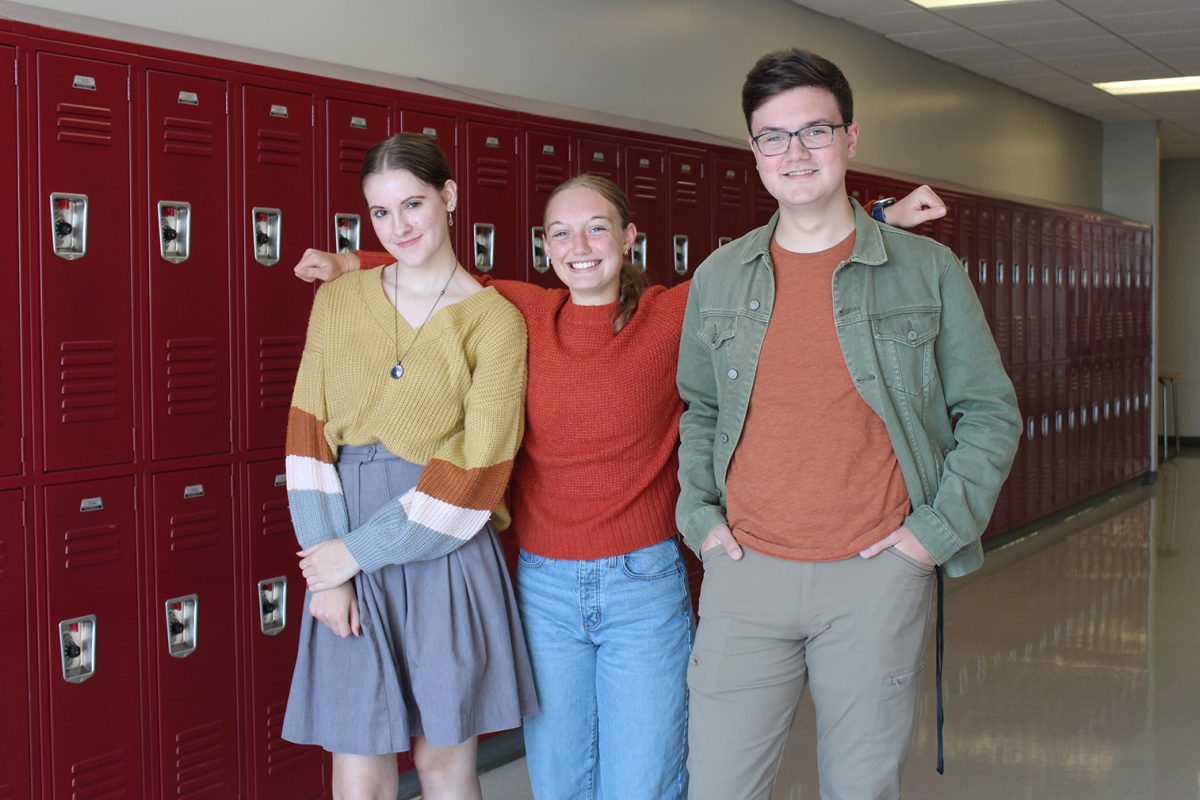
[390,263,457,380]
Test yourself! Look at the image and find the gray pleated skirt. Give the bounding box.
[282,443,538,755]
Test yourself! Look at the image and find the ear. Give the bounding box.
[845,122,860,159]
[440,179,459,212]
[622,222,638,254]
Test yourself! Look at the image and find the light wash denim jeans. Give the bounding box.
[516,537,693,800]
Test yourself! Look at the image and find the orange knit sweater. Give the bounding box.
[357,251,688,559]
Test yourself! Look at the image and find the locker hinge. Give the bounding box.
[312,106,315,127]
[127,76,131,101]
[12,58,17,87]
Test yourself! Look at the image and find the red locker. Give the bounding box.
[0,45,21,478]
[0,489,31,800]
[398,109,460,259]
[577,136,621,184]
[844,169,873,208]
[524,127,573,288]
[1079,221,1094,358]
[993,206,1012,368]
[36,53,135,472]
[1010,208,1028,367]
[1052,216,1067,363]
[464,119,520,281]
[1079,361,1094,495]
[1023,366,1041,521]
[998,366,1026,529]
[1101,224,1115,353]
[146,70,234,462]
[325,97,390,257]
[1099,358,1115,489]
[240,84,316,453]
[624,143,669,286]
[243,460,327,799]
[712,154,753,251]
[1066,363,1080,501]
[753,178,776,229]
[1039,363,1055,513]
[1066,219,1081,360]
[43,477,143,799]
[974,202,995,334]
[668,147,710,284]
[149,466,238,799]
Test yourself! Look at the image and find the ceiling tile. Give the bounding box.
[973,17,1112,45]
[1087,9,1200,33]
[1154,47,1200,72]
[887,28,995,51]
[1043,51,1168,82]
[927,43,1026,65]
[1127,31,1200,53]
[1009,36,1133,60]
[1060,0,1196,16]
[934,0,1078,26]
[969,59,1067,79]
[843,10,958,36]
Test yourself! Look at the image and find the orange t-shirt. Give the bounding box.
[725,233,910,561]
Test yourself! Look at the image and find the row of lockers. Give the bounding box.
[0,19,1153,800]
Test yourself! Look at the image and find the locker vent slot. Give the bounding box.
[174,719,228,798]
[674,180,699,206]
[338,138,373,174]
[631,175,659,203]
[64,522,121,569]
[266,700,317,774]
[55,102,113,146]
[533,163,566,194]
[162,116,215,158]
[166,338,218,416]
[169,509,221,552]
[474,157,511,189]
[257,336,303,410]
[255,128,302,167]
[58,340,119,423]
[260,498,293,538]
[70,749,129,797]
[719,185,742,210]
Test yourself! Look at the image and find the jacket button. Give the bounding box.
[727,369,738,380]
[720,433,729,443]
[748,300,760,311]
[906,330,918,341]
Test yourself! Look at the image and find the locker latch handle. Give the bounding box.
[59,615,97,683]
[258,577,288,636]
[158,201,192,264]
[50,193,89,261]
[165,594,199,658]
[673,235,689,276]
[631,233,647,272]
[334,213,361,254]
[531,226,550,274]
[473,223,495,274]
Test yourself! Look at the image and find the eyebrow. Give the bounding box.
[368,194,424,209]
[546,215,614,228]
[754,119,839,134]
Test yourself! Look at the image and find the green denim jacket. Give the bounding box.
[675,202,1021,578]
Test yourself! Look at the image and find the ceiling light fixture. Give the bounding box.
[1094,76,1200,95]
[909,0,1030,8]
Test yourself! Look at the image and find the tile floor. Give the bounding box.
[471,454,1198,800]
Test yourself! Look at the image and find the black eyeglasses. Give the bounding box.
[751,123,851,156]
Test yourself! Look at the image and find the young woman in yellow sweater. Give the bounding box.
[283,133,537,800]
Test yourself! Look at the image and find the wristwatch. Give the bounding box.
[870,196,897,224]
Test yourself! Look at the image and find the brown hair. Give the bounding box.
[545,174,648,334]
[360,132,453,192]
[741,49,854,132]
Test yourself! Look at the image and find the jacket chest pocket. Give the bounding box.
[697,313,742,381]
[870,309,939,397]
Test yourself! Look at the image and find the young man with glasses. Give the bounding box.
[676,49,1020,800]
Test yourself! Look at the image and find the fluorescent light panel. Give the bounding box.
[1095,76,1200,95]
[909,0,1028,8]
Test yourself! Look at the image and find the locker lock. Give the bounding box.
[168,614,186,636]
[50,193,89,260]
[55,217,74,238]
[158,202,192,264]
[58,615,97,683]
[63,637,82,660]
[334,213,361,254]
[258,577,287,636]
[165,595,199,658]
[252,208,283,266]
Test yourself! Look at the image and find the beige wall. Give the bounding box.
[4,0,1103,208]
[1158,159,1200,439]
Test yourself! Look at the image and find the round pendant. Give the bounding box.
[389,363,405,380]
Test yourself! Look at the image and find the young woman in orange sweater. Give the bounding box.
[294,172,942,799]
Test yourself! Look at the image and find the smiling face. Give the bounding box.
[544,184,637,306]
[362,168,457,269]
[749,86,858,218]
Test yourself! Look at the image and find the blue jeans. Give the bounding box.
[516,538,693,800]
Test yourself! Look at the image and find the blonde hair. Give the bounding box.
[545,175,648,334]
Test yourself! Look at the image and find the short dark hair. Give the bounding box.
[360,132,453,192]
[741,49,854,132]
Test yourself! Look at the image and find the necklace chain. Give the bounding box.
[390,263,457,380]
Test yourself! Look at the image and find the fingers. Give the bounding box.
[718,528,744,560]
[859,533,897,559]
[349,599,361,637]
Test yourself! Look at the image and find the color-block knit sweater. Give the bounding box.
[285,268,527,573]
[359,251,688,560]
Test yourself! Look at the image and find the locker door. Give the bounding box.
[524,128,573,288]
[43,477,142,799]
[150,466,237,799]
[1099,358,1114,489]
[1026,212,1044,366]
[1023,366,1041,520]
[668,147,710,285]
[998,366,1025,529]
[0,489,31,800]
[399,110,460,258]
[1052,216,1067,362]
[1078,361,1093,495]
[712,155,752,250]
[975,202,995,335]
[1101,224,1115,354]
[0,45,20,478]
[1040,362,1055,513]
[1010,208,1028,368]
[1067,218,1081,361]
[241,85,316,453]
[993,206,1012,368]
[624,143,669,286]
[325,97,390,257]
[244,460,326,799]
[1139,229,1153,352]
[36,54,135,472]
[753,179,777,229]
[844,169,873,208]
[577,137,621,184]
[1079,221,1093,359]
[464,120,520,281]
[1066,363,1080,502]
[146,70,233,462]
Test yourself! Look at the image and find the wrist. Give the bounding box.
[870,196,897,224]
[341,251,362,273]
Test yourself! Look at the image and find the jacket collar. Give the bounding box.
[737,197,889,268]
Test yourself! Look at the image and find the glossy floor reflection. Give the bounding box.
[477,454,1199,800]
